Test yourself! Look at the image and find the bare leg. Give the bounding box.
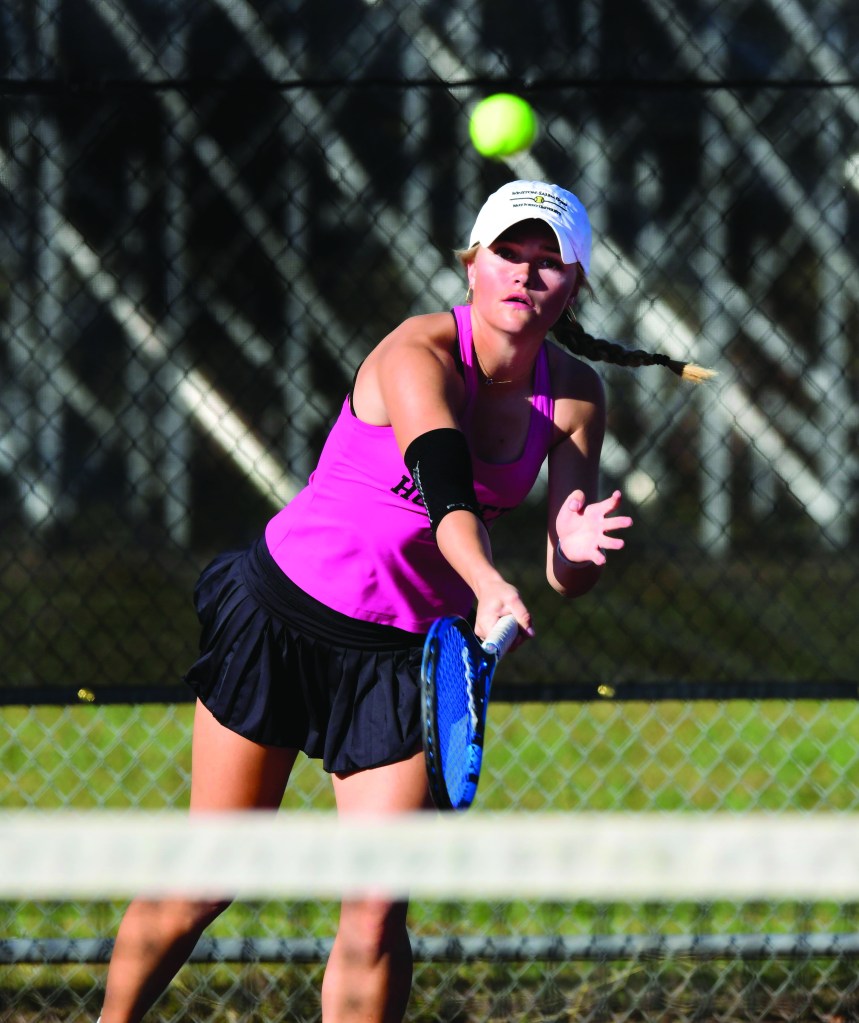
[100,701,297,1023]
[321,749,432,1023]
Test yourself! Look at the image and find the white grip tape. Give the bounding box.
[482,614,518,659]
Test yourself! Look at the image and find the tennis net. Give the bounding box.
[4,810,859,1022]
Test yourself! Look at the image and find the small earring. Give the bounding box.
[565,305,578,323]
[465,286,473,304]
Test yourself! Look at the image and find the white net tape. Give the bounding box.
[3,811,859,902]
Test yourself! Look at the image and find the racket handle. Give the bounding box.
[482,614,519,660]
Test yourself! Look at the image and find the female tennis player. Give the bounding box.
[99,179,708,1023]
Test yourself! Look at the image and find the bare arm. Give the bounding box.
[356,313,463,444]
[434,510,534,641]
[356,314,533,640]
[545,354,633,596]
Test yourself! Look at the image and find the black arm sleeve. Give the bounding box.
[403,428,482,538]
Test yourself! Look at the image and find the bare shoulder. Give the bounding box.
[378,311,459,358]
[546,338,606,430]
[362,310,459,387]
[354,311,462,427]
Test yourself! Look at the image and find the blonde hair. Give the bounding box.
[455,244,713,384]
[552,310,715,384]
[455,243,479,268]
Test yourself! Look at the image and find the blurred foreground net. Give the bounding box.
[4,811,859,1022]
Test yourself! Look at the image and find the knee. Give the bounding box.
[134,895,233,935]
[179,896,233,931]
[336,898,410,962]
[184,896,231,928]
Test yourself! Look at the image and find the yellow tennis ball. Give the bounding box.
[469,94,538,160]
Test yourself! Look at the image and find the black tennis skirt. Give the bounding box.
[183,537,427,773]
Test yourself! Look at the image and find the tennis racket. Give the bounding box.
[421,614,519,811]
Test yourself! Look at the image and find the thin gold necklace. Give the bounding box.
[474,346,515,386]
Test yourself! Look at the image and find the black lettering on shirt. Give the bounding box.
[390,474,425,505]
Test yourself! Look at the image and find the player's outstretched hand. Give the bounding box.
[555,489,633,567]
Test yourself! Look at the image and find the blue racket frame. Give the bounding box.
[420,615,517,811]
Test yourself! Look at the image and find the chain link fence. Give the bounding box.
[2,0,859,1019]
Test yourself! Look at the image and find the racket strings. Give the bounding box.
[435,636,478,806]
[421,617,496,811]
[461,646,480,733]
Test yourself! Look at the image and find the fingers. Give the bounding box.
[586,491,632,532]
[567,489,627,519]
[475,593,534,645]
[566,490,586,513]
[603,515,634,534]
[498,602,534,642]
[501,605,533,652]
[598,489,623,512]
[556,489,633,567]
[511,609,534,641]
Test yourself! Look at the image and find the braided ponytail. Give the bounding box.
[552,310,715,384]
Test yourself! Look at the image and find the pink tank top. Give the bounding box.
[264,306,555,632]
